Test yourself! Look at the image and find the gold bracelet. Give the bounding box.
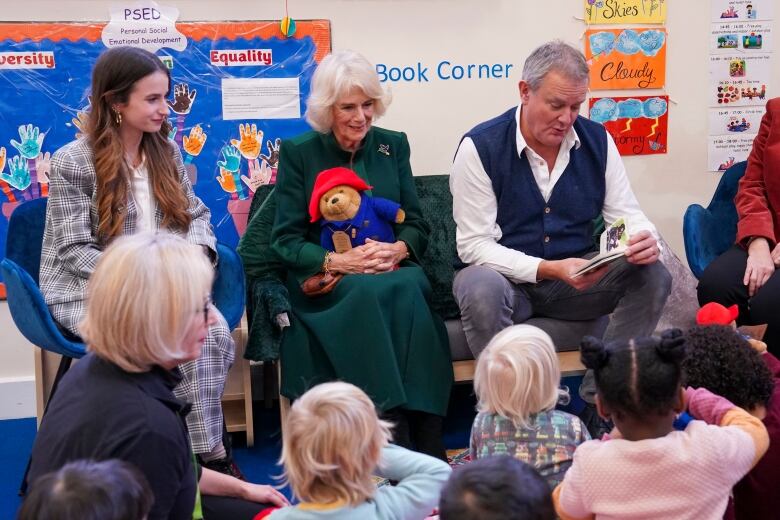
[323,252,333,274]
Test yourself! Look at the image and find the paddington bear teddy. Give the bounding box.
[308,167,405,253]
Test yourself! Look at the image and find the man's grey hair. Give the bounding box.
[522,40,589,90]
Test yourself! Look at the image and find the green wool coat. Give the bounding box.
[270,127,453,415]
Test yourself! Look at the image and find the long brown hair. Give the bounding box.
[87,47,191,242]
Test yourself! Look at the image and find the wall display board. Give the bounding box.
[589,95,669,155]
[585,28,667,90]
[584,0,667,25]
[0,19,331,286]
[708,0,774,171]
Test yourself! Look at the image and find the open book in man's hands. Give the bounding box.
[571,218,629,278]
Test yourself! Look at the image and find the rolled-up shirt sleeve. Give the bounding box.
[450,137,543,283]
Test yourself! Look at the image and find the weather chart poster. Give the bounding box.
[584,28,667,90]
[0,14,331,287]
[589,96,668,156]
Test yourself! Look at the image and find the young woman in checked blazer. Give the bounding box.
[39,46,240,477]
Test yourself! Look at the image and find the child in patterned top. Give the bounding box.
[470,324,590,488]
[553,329,770,520]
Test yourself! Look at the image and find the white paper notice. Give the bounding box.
[711,0,773,22]
[707,134,756,172]
[709,53,771,107]
[221,78,300,120]
[708,106,765,135]
[710,21,773,53]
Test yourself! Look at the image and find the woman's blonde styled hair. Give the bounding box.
[79,232,213,372]
[474,325,568,429]
[279,381,392,506]
[305,49,391,133]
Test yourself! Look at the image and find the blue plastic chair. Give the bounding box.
[2,197,245,493]
[683,161,747,279]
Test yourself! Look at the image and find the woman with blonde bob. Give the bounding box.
[28,233,289,520]
[470,325,590,488]
[265,381,451,519]
[245,49,452,459]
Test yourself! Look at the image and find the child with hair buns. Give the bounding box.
[261,381,451,520]
[553,329,769,520]
[470,324,590,488]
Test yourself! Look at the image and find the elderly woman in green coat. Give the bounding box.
[269,50,453,459]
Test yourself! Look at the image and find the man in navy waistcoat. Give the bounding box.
[450,41,671,434]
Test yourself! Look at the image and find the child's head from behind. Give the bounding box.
[438,456,555,520]
[475,325,565,428]
[683,324,773,415]
[280,381,391,506]
[581,329,687,435]
[18,459,152,520]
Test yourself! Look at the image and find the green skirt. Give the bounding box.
[280,264,453,416]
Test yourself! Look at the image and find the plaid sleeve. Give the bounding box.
[172,143,216,256]
[46,144,102,280]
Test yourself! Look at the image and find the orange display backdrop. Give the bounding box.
[585,28,667,90]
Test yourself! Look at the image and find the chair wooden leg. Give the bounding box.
[263,361,275,409]
[277,362,290,435]
[21,354,73,496]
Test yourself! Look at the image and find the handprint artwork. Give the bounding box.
[230,123,263,160]
[2,155,32,191]
[260,138,281,169]
[167,83,197,115]
[183,125,208,158]
[11,124,45,159]
[217,145,242,172]
[0,147,14,203]
[216,145,247,200]
[72,110,89,139]
[36,151,52,197]
[241,159,273,192]
[216,167,239,193]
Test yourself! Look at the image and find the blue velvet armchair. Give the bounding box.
[683,161,747,279]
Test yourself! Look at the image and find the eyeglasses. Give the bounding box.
[203,295,213,324]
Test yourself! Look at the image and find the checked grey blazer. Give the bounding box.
[40,137,217,334]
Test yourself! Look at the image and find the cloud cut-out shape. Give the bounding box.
[638,30,666,57]
[615,30,642,55]
[617,98,644,118]
[590,98,619,123]
[643,97,668,118]
[589,31,616,57]
[102,1,187,53]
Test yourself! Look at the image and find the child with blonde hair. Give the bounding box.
[470,324,590,488]
[264,381,451,519]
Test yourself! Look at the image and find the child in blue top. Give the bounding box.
[264,381,451,520]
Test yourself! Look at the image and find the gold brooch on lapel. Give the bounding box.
[378,144,390,156]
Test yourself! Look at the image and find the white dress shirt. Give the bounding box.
[450,105,658,284]
[130,161,156,233]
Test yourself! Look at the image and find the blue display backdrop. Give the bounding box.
[0,21,331,288]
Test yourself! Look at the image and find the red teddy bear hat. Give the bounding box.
[696,302,739,326]
[308,167,373,223]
